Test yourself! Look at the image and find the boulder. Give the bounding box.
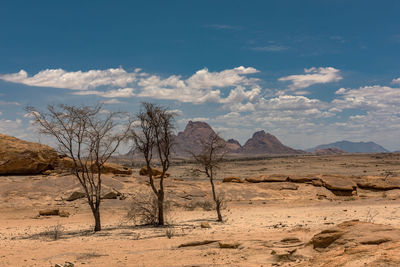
[56,157,132,175]
[218,241,241,249]
[319,175,357,196]
[66,191,86,201]
[39,209,60,216]
[139,166,169,177]
[101,162,132,175]
[0,134,58,175]
[222,176,244,183]
[59,210,70,217]
[102,191,119,199]
[311,228,345,249]
[200,222,211,228]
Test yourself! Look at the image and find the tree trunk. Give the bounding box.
[157,192,164,226]
[216,201,223,222]
[93,208,101,231]
[209,176,223,222]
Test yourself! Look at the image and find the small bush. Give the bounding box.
[184,200,214,211]
[42,223,64,241]
[126,191,171,226]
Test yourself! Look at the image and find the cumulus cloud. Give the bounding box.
[0,68,140,90]
[0,66,260,104]
[137,66,259,103]
[72,88,135,98]
[392,77,400,84]
[279,67,342,90]
[334,85,400,111]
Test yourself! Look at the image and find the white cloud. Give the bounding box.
[137,66,259,104]
[101,99,123,104]
[278,67,342,90]
[0,118,23,135]
[392,77,400,84]
[1,66,260,104]
[334,85,400,111]
[0,68,140,90]
[72,88,135,98]
[186,66,259,89]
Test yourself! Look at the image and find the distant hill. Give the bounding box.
[240,130,303,154]
[313,147,347,155]
[307,140,389,153]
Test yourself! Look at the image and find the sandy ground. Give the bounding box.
[1,153,400,267]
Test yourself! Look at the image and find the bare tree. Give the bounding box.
[26,104,131,231]
[191,133,226,222]
[131,102,175,226]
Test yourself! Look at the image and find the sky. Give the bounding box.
[0,0,399,151]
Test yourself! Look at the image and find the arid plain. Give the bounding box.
[1,153,400,267]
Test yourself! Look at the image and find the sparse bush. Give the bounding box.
[42,223,64,241]
[184,200,214,211]
[126,191,171,226]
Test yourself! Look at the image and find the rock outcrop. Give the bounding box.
[308,220,400,266]
[56,156,132,175]
[139,166,169,177]
[0,134,58,175]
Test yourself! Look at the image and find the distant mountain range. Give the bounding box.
[173,121,303,156]
[307,140,389,153]
[129,121,391,157]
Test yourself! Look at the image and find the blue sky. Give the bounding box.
[0,0,399,151]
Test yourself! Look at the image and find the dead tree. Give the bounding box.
[26,104,131,231]
[131,102,175,226]
[191,133,226,222]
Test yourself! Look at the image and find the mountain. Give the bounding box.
[307,140,389,153]
[174,122,302,156]
[226,139,242,151]
[240,130,303,154]
[174,121,240,155]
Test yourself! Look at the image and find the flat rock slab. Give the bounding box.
[222,177,244,183]
[178,240,218,248]
[246,174,289,183]
[357,177,400,191]
[261,182,299,191]
[288,176,320,183]
[311,220,400,250]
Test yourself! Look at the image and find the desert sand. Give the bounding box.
[1,153,400,267]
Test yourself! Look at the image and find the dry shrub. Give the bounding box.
[184,200,214,211]
[126,190,171,226]
[42,223,64,241]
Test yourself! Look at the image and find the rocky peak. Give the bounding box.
[241,131,302,154]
